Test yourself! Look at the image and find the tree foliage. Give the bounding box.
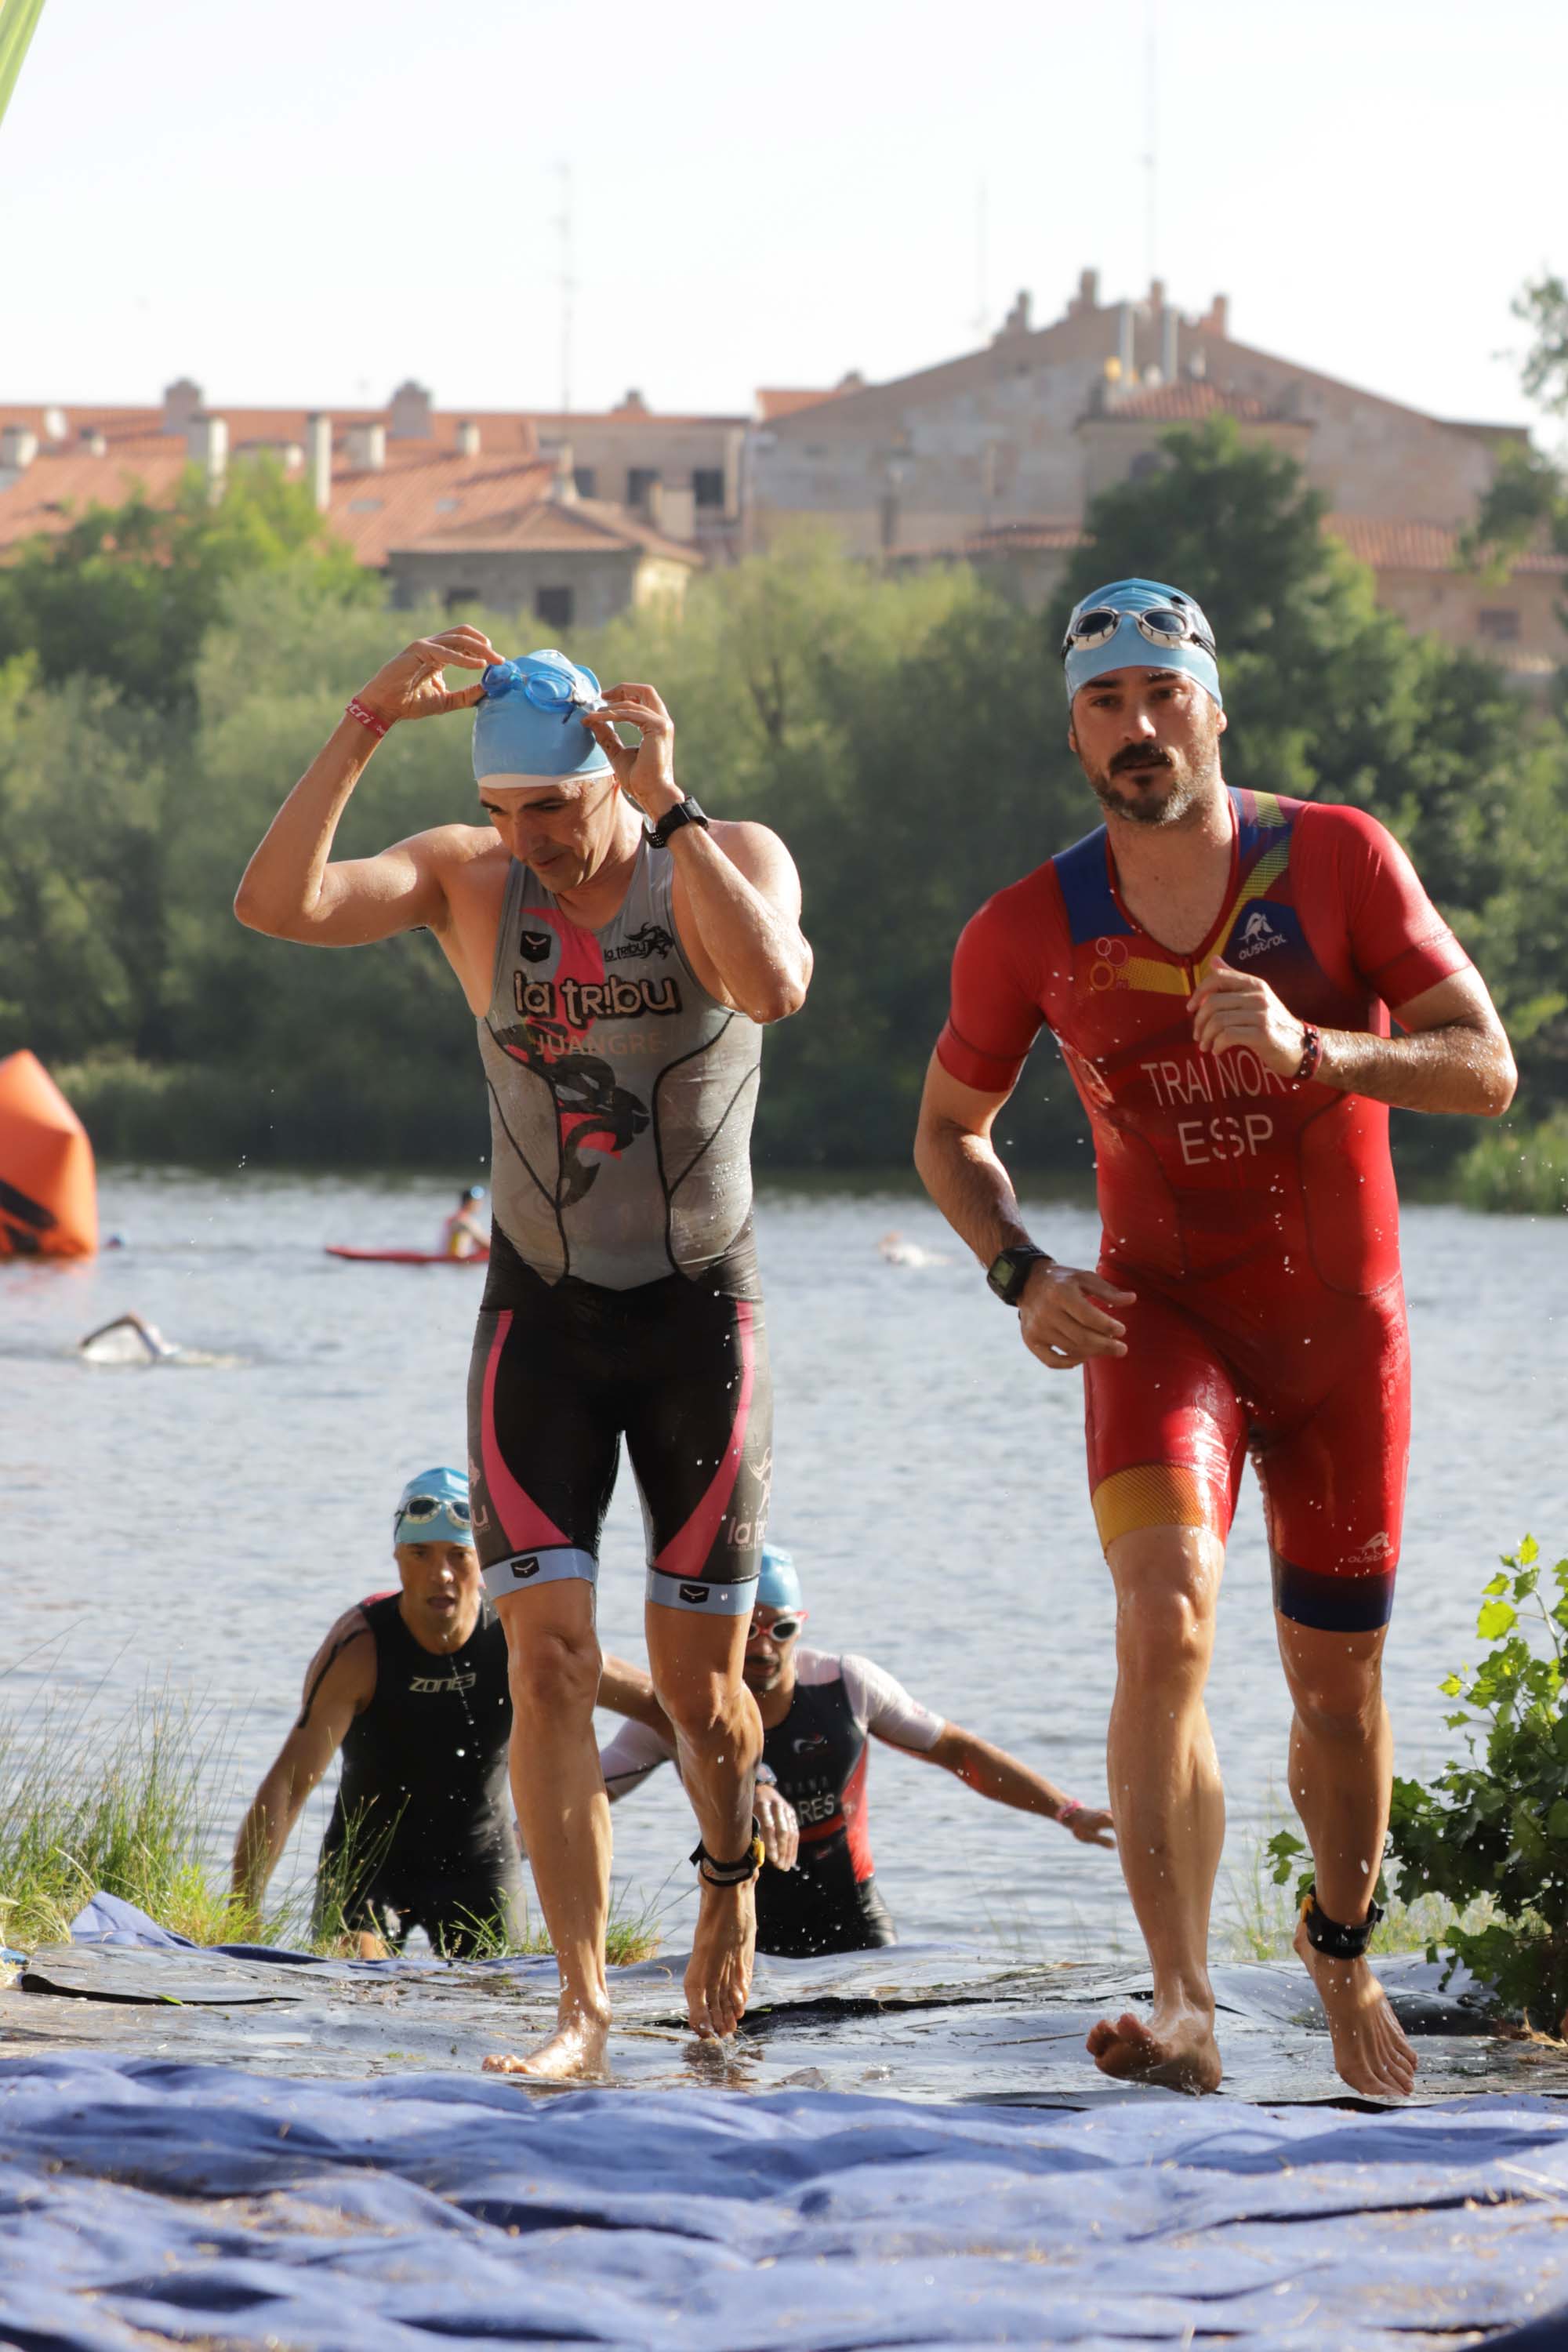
[1384,1539,1568,2029]
[0,429,1565,1172]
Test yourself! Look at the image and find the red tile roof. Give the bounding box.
[391,495,702,567]
[1095,380,1282,423]
[1326,514,1568,575]
[755,388,843,423]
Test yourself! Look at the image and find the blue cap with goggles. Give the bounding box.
[754,1542,802,1614]
[472,648,613,788]
[393,1465,474,1549]
[1062,579,1221,710]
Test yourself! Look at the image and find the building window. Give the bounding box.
[573,465,597,499]
[1128,451,1163,481]
[535,585,574,630]
[1476,608,1521,644]
[444,587,482,613]
[626,466,660,508]
[692,467,725,510]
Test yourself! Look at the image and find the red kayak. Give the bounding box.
[325,1247,488,1265]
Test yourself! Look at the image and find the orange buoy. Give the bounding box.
[0,1051,98,1258]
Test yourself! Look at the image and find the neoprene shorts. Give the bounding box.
[1085,1265,1410,1632]
[468,1226,772,1617]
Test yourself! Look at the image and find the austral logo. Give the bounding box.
[1234,909,1287,961]
[514,974,682,1025]
[605,922,676,964]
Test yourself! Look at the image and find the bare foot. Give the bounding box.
[685,1877,756,2039]
[1295,1918,1417,2098]
[482,1998,612,2082]
[1087,2002,1223,2093]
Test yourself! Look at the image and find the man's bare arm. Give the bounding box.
[597,1653,673,1737]
[230,1614,374,1913]
[583,683,811,1023]
[915,1051,1134,1372]
[233,627,495,945]
[1189,964,1516,1115]
[887,1722,1115,1846]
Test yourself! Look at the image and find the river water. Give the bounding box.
[3,1170,1564,1962]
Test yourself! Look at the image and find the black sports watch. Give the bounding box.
[986,1244,1052,1306]
[645,794,710,848]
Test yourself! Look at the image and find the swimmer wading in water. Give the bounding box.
[237,631,811,2078]
[232,1468,520,1955]
[916,579,1516,2097]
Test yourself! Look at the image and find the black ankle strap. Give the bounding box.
[1301,1887,1383,1960]
[690,1828,764,1887]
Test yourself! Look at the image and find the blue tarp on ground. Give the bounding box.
[2,2054,1567,2350]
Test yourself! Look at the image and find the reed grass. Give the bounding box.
[0,1686,660,1965]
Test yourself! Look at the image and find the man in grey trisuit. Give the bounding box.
[236,628,811,2077]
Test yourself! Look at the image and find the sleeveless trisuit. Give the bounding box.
[316,1593,521,1955]
[468,840,774,1616]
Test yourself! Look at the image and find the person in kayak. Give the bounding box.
[442,1184,489,1260]
[231,1467,521,1956]
[597,1545,1114,1955]
[235,631,811,2076]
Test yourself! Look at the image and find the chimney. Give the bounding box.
[1076,267,1100,313]
[549,441,577,501]
[185,413,228,497]
[1117,300,1136,381]
[456,418,481,459]
[42,405,67,441]
[389,380,433,438]
[163,378,204,435]
[1202,293,1229,338]
[1149,277,1166,312]
[620,389,649,415]
[305,412,332,511]
[993,290,1032,342]
[344,421,386,472]
[0,425,38,470]
[1160,303,1179,383]
[78,425,107,456]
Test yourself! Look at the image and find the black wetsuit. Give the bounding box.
[754,1675,897,1958]
[316,1594,521,1956]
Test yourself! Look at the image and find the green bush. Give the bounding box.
[1454,1113,1568,1214]
[1385,1538,1568,2029]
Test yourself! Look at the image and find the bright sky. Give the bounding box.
[3,0,1563,432]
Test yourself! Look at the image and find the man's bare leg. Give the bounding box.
[1277,1616,1417,2099]
[483,1581,612,2081]
[646,1604,760,2039]
[1087,1526,1226,2092]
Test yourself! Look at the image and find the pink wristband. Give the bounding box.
[345,697,388,740]
[1058,1798,1082,1825]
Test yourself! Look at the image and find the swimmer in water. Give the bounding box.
[598,1545,1113,1957]
[231,1468,521,1957]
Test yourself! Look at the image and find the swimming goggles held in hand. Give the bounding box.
[1061,604,1217,659]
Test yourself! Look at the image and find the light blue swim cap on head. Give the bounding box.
[755,1543,802,1614]
[1062,579,1222,710]
[393,1465,474,1549]
[472,648,613,787]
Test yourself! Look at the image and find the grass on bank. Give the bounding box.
[0,1688,659,1965]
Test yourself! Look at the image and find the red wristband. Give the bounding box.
[345,697,388,740]
[1057,1798,1082,1826]
[1294,1024,1323,1086]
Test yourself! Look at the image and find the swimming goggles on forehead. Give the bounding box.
[481,659,604,715]
[399,1494,473,1528]
[746,1613,804,1645]
[1062,604,1217,659]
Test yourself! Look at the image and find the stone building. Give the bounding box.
[750,274,1566,676]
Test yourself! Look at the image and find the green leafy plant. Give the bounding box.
[1384,1538,1568,2030]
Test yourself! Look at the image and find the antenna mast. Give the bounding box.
[973,178,989,343]
[555,159,575,416]
[1143,0,1159,288]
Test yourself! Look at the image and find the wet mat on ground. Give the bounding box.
[2,2055,1568,2350]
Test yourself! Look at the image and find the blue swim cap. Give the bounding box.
[472,648,614,788]
[755,1543,802,1613]
[1063,579,1222,710]
[393,1465,474,1549]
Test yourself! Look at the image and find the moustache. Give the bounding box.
[1109,745,1174,775]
